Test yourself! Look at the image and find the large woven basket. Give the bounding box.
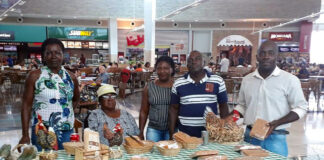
[175,137,202,149]
[62,142,84,155]
[156,141,182,157]
[123,141,154,154]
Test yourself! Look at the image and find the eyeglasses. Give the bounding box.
[101,95,117,100]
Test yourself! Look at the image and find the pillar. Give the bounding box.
[109,18,118,62]
[144,0,156,66]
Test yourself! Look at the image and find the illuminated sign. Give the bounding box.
[269,32,293,41]
[68,30,94,36]
[0,31,14,40]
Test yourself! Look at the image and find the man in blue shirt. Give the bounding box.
[169,50,230,137]
[7,55,13,67]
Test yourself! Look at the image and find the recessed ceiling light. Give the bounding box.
[4,14,8,17]
[0,18,3,21]
[171,19,175,22]
[10,8,15,12]
[73,16,77,19]
[47,15,51,18]
[162,17,166,20]
[20,14,24,16]
[194,20,199,22]
[219,19,223,22]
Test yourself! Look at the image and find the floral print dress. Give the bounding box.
[32,66,74,133]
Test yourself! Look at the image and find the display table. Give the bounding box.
[49,142,286,160]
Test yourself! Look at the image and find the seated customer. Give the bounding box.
[88,85,139,146]
[97,65,110,84]
[298,64,309,79]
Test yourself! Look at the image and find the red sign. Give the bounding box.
[299,21,313,53]
[126,35,144,46]
[269,32,293,41]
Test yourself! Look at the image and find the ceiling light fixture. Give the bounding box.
[18,1,25,5]
[219,19,223,22]
[10,8,15,12]
[171,19,175,22]
[0,18,3,21]
[192,3,200,7]
[194,20,199,22]
[47,15,51,18]
[251,10,324,34]
[4,14,8,17]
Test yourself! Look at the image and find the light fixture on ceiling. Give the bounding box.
[18,1,26,5]
[20,13,23,16]
[192,3,200,7]
[251,10,324,34]
[171,19,175,22]
[73,16,77,19]
[4,14,8,17]
[10,8,15,12]
[0,18,3,21]
[194,20,199,22]
[47,15,51,18]
[219,19,223,22]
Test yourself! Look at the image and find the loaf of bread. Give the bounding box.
[249,119,270,140]
[191,150,219,158]
[173,131,202,144]
[241,149,269,157]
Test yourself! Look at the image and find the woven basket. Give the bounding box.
[175,137,202,149]
[123,141,154,154]
[156,141,182,157]
[62,142,84,155]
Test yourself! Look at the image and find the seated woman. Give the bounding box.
[88,85,139,146]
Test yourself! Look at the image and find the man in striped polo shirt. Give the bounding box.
[169,50,230,138]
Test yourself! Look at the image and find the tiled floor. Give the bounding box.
[1,87,324,159]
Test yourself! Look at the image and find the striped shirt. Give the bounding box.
[148,81,172,131]
[171,70,227,137]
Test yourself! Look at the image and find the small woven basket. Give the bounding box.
[123,141,154,154]
[175,137,202,149]
[62,142,84,155]
[156,141,182,157]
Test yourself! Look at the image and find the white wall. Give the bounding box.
[193,31,211,53]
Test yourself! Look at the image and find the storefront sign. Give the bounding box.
[0,31,14,40]
[299,21,312,53]
[126,35,144,46]
[278,46,299,52]
[217,35,253,46]
[47,27,108,40]
[269,32,293,41]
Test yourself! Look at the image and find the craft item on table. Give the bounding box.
[109,147,123,159]
[35,114,58,150]
[103,123,123,147]
[11,144,37,160]
[84,128,100,151]
[123,137,154,154]
[205,112,244,143]
[249,119,270,140]
[39,150,58,160]
[173,131,202,149]
[0,144,11,160]
[241,149,269,157]
[197,155,228,160]
[155,141,182,157]
[62,142,84,155]
[190,150,219,158]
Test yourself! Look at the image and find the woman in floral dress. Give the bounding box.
[18,38,80,151]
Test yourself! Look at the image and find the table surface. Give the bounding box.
[49,142,287,160]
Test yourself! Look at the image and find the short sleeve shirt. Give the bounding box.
[171,70,228,137]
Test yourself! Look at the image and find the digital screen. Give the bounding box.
[103,42,109,49]
[4,45,17,51]
[89,42,96,49]
[74,41,81,48]
[67,41,75,48]
[95,42,103,49]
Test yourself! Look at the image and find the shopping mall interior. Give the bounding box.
[0,0,324,159]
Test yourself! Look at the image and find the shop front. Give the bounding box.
[0,25,47,66]
[216,35,253,66]
[47,27,109,65]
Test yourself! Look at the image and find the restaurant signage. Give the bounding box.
[278,46,299,52]
[127,35,144,46]
[269,32,293,41]
[217,35,253,46]
[47,27,108,40]
[0,31,14,40]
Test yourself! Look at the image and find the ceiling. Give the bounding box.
[0,0,321,26]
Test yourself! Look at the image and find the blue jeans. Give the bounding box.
[244,128,288,157]
[146,127,169,142]
[31,126,73,151]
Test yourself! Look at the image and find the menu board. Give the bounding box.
[89,42,96,49]
[67,41,75,48]
[103,42,109,49]
[82,42,89,49]
[62,41,67,48]
[74,41,82,48]
[95,42,103,49]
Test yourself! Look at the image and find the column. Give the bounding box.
[144,0,156,65]
[109,18,118,62]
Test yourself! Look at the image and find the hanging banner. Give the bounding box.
[126,34,144,46]
[269,32,293,41]
[299,21,313,53]
[47,27,108,40]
